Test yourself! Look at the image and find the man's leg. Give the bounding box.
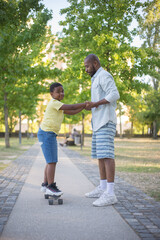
[104,158,115,196]
[93,158,117,206]
[98,159,107,190]
[98,159,107,179]
[104,158,115,182]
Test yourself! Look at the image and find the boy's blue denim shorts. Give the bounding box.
[37,128,58,163]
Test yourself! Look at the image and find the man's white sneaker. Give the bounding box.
[85,186,104,198]
[93,192,117,207]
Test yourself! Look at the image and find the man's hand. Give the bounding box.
[85,101,97,110]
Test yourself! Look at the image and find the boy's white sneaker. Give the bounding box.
[45,183,63,197]
[93,192,117,207]
[40,182,48,193]
[85,186,104,198]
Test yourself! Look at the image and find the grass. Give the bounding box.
[66,137,160,173]
[0,137,37,172]
[64,137,160,201]
[115,138,160,172]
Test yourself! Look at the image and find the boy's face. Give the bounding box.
[50,86,64,101]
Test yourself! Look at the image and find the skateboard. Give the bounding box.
[44,194,63,205]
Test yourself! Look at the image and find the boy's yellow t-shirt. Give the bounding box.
[41,99,64,135]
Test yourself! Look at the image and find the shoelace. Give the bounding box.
[53,184,60,191]
[99,192,108,201]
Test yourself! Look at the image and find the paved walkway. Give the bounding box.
[0,143,160,240]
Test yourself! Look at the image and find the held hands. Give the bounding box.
[85,101,98,110]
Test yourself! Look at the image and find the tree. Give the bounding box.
[126,91,148,135]
[0,0,59,147]
[144,90,160,137]
[56,0,145,107]
[53,0,150,139]
[138,0,160,138]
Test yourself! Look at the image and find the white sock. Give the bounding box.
[107,182,115,195]
[100,179,107,190]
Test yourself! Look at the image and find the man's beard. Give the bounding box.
[90,65,97,77]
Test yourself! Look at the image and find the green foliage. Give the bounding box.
[137,0,160,137]
[56,0,147,122]
[144,90,160,122]
[0,0,60,130]
[138,0,159,88]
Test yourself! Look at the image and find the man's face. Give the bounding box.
[84,59,97,77]
[50,86,64,101]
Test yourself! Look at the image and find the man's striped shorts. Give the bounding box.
[92,121,116,160]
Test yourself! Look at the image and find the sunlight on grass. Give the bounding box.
[0,137,37,172]
[116,164,160,173]
[67,137,160,173]
[66,137,160,201]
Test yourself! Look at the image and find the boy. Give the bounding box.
[38,82,86,196]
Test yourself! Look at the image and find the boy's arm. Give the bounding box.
[64,107,84,115]
[60,103,86,111]
[85,99,109,110]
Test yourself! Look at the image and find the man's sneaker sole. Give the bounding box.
[85,186,104,198]
[85,193,103,198]
[93,196,117,207]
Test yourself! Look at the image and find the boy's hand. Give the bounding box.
[85,101,95,110]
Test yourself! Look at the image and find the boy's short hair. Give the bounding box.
[50,82,63,92]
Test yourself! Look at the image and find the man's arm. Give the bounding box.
[100,76,120,103]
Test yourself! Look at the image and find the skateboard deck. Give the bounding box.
[44,194,63,205]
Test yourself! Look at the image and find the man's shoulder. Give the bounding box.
[98,68,113,79]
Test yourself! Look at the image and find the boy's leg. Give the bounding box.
[45,162,63,196]
[44,164,48,183]
[47,162,57,185]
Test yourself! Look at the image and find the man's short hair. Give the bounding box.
[85,54,100,65]
[50,82,63,92]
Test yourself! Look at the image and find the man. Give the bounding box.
[84,54,120,207]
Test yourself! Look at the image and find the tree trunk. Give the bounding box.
[81,113,85,149]
[69,124,72,134]
[153,120,157,139]
[4,92,10,148]
[19,111,22,144]
[131,121,133,136]
[119,104,122,138]
[152,77,158,139]
[27,118,30,139]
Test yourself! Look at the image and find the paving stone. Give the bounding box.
[1,144,160,240]
[0,144,40,236]
[61,147,160,240]
[0,225,4,234]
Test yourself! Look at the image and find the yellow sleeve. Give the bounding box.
[52,99,64,111]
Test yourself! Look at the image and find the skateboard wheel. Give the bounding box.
[49,199,54,205]
[45,194,49,199]
[58,199,63,205]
